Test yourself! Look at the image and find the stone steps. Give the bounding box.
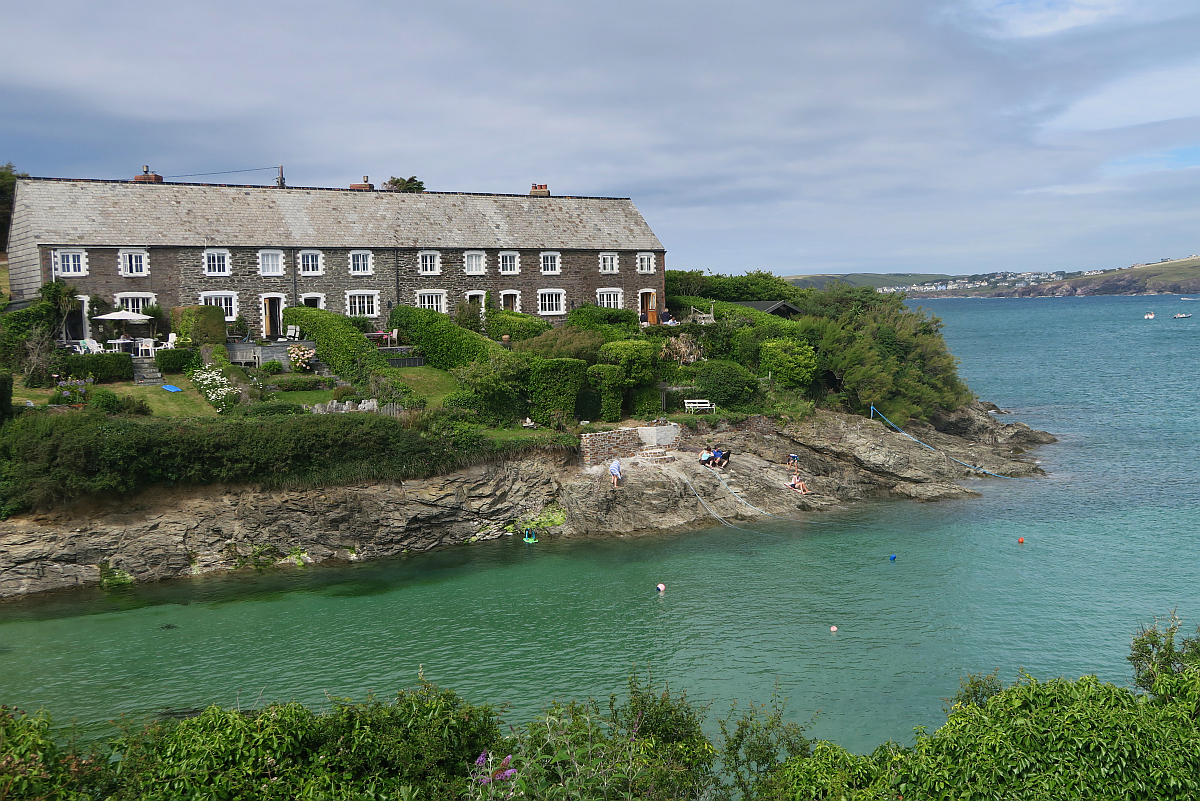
[132,357,163,385]
[637,446,676,464]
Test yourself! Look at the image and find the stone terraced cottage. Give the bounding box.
[6,173,667,341]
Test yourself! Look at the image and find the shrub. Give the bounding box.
[245,401,306,416]
[454,299,486,334]
[692,359,760,409]
[58,352,134,383]
[598,339,657,387]
[586,364,624,422]
[528,358,587,428]
[631,386,662,419]
[88,389,152,416]
[260,360,284,374]
[514,326,605,364]
[442,389,483,415]
[330,385,358,402]
[0,372,11,421]
[566,304,640,340]
[286,343,316,371]
[281,307,392,387]
[273,374,332,392]
[368,368,427,408]
[759,338,818,387]
[155,347,200,375]
[452,350,531,426]
[388,305,498,369]
[485,309,550,342]
[171,305,226,345]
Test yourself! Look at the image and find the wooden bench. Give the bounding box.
[684,399,716,414]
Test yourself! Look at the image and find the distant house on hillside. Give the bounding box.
[6,172,667,341]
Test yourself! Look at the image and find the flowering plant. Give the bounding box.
[287,344,316,372]
[468,751,517,796]
[53,376,94,404]
[188,366,242,412]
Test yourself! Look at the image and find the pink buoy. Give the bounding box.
[656,583,666,593]
[830,625,838,632]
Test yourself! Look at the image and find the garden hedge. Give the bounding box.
[528,358,586,428]
[692,359,760,409]
[598,340,657,387]
[586,364,624,422]
[155,347,201,375]
[171,305,226,345]
[388,306,499,369]
[630,386,662,419]
[273,374,333,392]
[485,309,550,342]
[566,304,640,341]
[0,372,11,421]
[58,352,135,382]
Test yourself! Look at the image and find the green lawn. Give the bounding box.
[12,377,218,417]
[278,389,335,406]
[394,366,458,406]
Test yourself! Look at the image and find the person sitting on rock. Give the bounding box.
[714,448,731,468]
[699,447,715,466]
[787,474,813,494]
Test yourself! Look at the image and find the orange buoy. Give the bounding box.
[1018,537,1025,544]
[830,626,838,632]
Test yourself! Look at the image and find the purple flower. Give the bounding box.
[499,769,517,780]
[499,755,512,769]
[478,776,492,785]
[475,751,488,767]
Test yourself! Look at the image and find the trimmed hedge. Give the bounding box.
[0,372,11,421]
[630,386,662,419]
[485,309,550,342]
[528,358,587,428]
[155,347,201,375]
[692,359,760,409]
[586,364,624,423]
[566,304,640,341]
[760,338,817,387]
[273,374,333,392]
[388,306,499,369]
[172,305,226,345]
[58,352,134,383]
[598,340,657,387]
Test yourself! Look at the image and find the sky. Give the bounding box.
[2,0,1199,277]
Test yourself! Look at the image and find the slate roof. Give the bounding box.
[12,178,665,251]
[735,300,803,316]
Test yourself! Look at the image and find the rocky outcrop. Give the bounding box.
[0,405,1054,599]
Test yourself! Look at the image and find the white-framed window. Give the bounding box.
[349,250,374,275]
[636,252,657,274]
[417,291,446,313]
[463,251,486,275]
[596,288,623,309]
[499,290,521,313]
[299,292,325,309]
[538,289,566,316]
[464,290,486,307]
[540,252,561,274]
[119,249,149,277]
[204,249,231,276]
[199,291,239,321]
[258,249,285,276]
[299,250,324,276]
[346,290,380,317]
[499,251,520,274]
[53,249,88,277]
[419,250,442,275]
[115,292,157,314]
[599,252,618,274]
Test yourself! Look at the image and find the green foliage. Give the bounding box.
[154,347,200,375]
[666,269,807,304]
[598,339,658,387]
[1128,610,1200,699]
[693,359,760,409]
[484,309,550,342]
[272,374,333,392]
[566,303,640,341]
[717,687,811,800]
[368,368,427,408]
[0,282,79,373]
[514,325,606,364]
[388,305,498,370]
[452,350,531,426]
[141,303,169,337]
[586,364,624,422]
[346,315,374,332]
[0,372,12,422]
[330,385,360,402]
[259,359,284,374]
[528,358,587,428]
[0,704,107,800]
[631,386,662,419]
[88,389,152,416]
[384,175,426,192]
[171,305,225,346]
[759,338,818,387]
[58,352,135,383]
[1,162,30,251]
[453,299,485,334]
[244,401,306,416]
[943,669,1004,715]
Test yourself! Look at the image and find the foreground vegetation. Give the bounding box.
[5,614,1200,800]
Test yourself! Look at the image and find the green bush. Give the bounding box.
[598,339,658,387]
[693,359,760,409]
[58,352,134,383]
[88,389,152,416]
[260,359,284,374]
[442,389,483,415]
[346,315,374,332]
[155,347,200,374]
[273,374,333,392]
[514,326,605,364]
[171,305,226,345]
[0,705,108,800]
[330,385,359,402]
[388,305,498,369]
[452,350,530,426]
[368,368,427,408]
[528,358,587,428]
[586,364,624,422]
[566,304,640,340]
[485,309,550,342]
[631,386,662,419]
[282,307,386,384]
[759,338,818,387]
[0,372,11,421]
[245,401,306,416]
[454,299,486,334]
[0,282,79,371]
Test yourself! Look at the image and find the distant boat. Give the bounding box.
[1145,312,1155,319]
[1174,313,1192,319]
[1182,298,1197,301]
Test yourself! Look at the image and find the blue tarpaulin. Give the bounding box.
[162,385,182,393]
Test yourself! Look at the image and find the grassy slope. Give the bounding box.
[278,389,335,406]
[785,272,952,289]
[12,377,218,416]
[394,366,458,406]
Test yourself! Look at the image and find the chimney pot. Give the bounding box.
[134,167,163,183]
[529,183,550,197]
[350,176,375,191]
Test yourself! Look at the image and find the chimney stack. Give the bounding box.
[133,165,163,183]
[529,183,550,197]
[350,175,375,191]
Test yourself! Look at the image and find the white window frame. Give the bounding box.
[636,252,657,274]
[416,290,447,313]
[118,248,149,277]
[599,252,619,274]
[299,292,326,309]
[419,250,442,275]
[499,290,521,313]
[596,288,623,309]
[499,251,520,275]
[349,250,374,276]
[345,290,381,318]
[258,249,285,276]
[537,288,566,316]
[114,292,158,315]
[203,248,231,276]
[464,290,486,307]
[299,250,325,276]
[53,248,89,277]
[540,251,561,274]
[463,251,487,275]
[199,291,239,321]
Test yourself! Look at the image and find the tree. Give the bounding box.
[384,175,425,192]
[759,338,817,387]
[1,162,30,251]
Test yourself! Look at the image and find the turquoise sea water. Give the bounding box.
[2,294,1198,752]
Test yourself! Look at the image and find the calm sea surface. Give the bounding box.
[2,294,1198,752]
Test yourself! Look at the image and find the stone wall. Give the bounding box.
[580,427,644,465]
[637,424,681,447]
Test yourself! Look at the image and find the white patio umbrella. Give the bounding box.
[91,309,153,338]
